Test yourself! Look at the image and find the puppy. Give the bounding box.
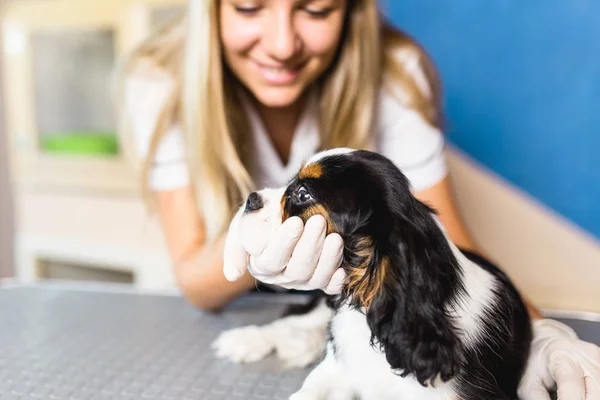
[214,148,532,400]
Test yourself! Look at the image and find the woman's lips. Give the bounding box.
[254,60,305,85]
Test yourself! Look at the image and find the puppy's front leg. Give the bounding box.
[212,298,331,368]
[290,345,354,400]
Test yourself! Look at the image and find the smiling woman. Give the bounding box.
[114,1,600,398]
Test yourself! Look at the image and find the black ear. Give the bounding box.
[336,150,466,386]
[365,190,466,387]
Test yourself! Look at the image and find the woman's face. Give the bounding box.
[220,0,347,109]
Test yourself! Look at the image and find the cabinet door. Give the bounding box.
[31,28,118,158]
[2,1,124,193]
[2,0,187,194]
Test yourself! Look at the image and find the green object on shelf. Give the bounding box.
[41,131,119,155]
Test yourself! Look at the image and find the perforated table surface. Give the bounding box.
[0,280,313,400]
[1,280,599,400]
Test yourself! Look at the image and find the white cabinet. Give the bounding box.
[1,0,185,288]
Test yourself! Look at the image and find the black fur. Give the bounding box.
[280,291,327,317]
[285,150,532,399]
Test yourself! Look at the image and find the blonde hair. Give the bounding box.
[115,0,443,242]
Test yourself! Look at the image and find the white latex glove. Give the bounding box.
[223,213,347,295]
[518,318,600,400]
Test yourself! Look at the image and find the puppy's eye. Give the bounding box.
[297,187,313,203]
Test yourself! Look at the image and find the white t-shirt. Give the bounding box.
[124,60,448,193]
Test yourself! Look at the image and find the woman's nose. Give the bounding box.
[245,192,264,212]
[264,13,299,62]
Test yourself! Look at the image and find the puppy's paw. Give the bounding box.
[211,325,274,363]
[274,325,327,368]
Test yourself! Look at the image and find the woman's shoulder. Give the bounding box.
[376,73,434,135]
[374,29,448,191]
[376,26,441,133]
[375,85,448,191]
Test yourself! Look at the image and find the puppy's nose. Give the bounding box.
[245,192,264,212]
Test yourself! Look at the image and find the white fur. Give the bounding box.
[238,187,286,256]
[447,244,499,346]
[289,343,355,400]
[306,148,356,165]
[434,216,499,345]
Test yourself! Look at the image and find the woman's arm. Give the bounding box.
[413,176,544,320]
[155,186,256,311]
[120,69,256,310]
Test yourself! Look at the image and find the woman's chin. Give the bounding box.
[251,86,306,110]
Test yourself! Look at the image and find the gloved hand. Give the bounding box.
[223,212,346,295]
[518,318,600,400]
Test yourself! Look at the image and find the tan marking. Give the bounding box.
[300,204,336,235]
[345,248,390,310]
[299,163,323,180]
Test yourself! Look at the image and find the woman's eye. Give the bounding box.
[303,7,333,18]
[297,187,313,203]
[234,5,261,15]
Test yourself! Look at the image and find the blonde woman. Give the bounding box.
[116,1,600,399]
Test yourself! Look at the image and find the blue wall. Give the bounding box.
[385,1,600,240]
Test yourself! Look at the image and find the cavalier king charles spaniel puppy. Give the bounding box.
[213,148,532,400]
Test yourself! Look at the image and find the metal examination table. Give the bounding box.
[1,279,599,399]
